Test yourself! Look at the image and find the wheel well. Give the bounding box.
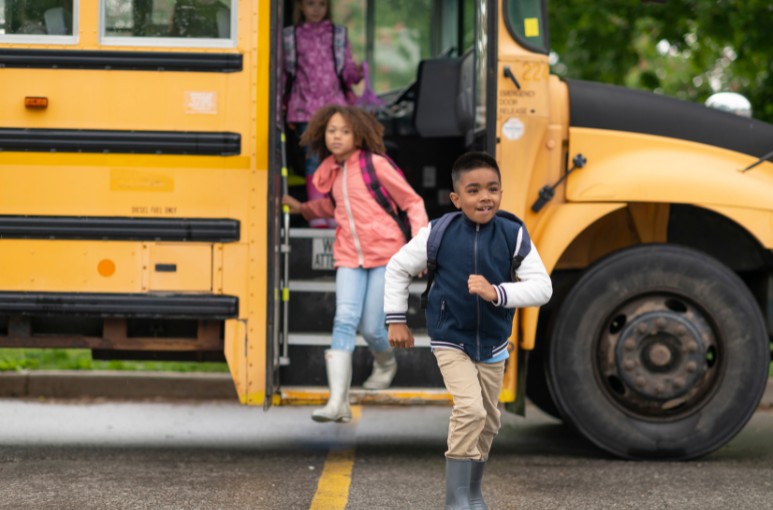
[545,203,773,346]
[668,204,770,272]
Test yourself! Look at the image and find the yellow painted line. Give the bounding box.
[310,448,355,510]
[309,406,361,510]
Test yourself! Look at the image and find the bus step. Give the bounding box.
[286,281,427,333]
[278,343,444,388]
[287,333,430,347]
[277,386,452,406]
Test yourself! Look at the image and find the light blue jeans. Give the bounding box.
[331,266,391,353]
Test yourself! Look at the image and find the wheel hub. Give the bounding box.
[615,312,706,400]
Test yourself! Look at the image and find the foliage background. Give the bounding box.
[547,0,773,122]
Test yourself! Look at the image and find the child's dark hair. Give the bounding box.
[451,151,501,191]
[293,0,332,25]
[300,105,386,160]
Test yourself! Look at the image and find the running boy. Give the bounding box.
[384,152,552,510]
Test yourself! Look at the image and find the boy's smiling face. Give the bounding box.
[450,167,502,224]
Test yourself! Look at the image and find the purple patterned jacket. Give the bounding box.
[284,20,362,123]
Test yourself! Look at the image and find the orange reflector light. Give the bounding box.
[98,259,116,277]
[25,97,48,108]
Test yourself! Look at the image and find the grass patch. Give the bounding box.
[2,349,771,378]
[0,349,228,373]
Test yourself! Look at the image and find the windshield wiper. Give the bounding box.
[740,149,773,173]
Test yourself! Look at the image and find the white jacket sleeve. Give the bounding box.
[492,243,553,308]
[384,224,431,323]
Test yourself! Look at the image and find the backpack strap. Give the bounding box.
[332,25,350,98]
[282,26,297,77]
[495,210,531,280]
[360,150,412,242]
[419,211,530,309]
[420,212,461,309]
[332,25,347,77]
[282,26,297,102]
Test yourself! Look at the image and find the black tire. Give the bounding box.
[548,244,770,460]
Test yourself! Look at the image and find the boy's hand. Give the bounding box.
[282,195,302,215]
[388,323,415,349]
[468,274,497,302]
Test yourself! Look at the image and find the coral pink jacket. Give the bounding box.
[300,150,428,269]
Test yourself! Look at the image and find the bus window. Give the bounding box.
[0,0,74,39]
[370,0,433,93]
[308,0,434,94]
[504,0,549,54]
[102,0,235,47]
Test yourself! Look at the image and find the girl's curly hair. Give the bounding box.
[299,105,386,160]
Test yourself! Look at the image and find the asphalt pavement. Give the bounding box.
[1,399,773,509]
[0,370,771,408]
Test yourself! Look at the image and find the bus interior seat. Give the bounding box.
[44,7,72,35]
[413,49,475,139]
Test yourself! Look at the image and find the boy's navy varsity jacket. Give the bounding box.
[384,211,553,362]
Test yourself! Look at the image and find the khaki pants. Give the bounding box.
[434,348,506,461]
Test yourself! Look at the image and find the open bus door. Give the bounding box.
[265,0,289,410]
[271,0,498,406]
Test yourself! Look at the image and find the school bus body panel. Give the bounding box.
[0,0,270,405]
[0,240,144,292]
[229,0,270,406]
[494,16,551,220]
[518,202,626,347]
[566,127,773,232]
[0,69,247,131]
[494,2,552,401]
[0,154,251,217]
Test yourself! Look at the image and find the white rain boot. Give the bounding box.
[362,349,397,390]
[312,349,352,423]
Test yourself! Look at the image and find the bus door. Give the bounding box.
[492,0,555,408]
[495,0,552,219]
[273,0,500,405]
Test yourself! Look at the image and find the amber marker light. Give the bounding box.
[98,259,116,277]
[25,97,48,109]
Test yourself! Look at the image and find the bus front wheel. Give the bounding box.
[547,244,769,460]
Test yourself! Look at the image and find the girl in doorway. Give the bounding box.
[282,105,428,422]
[283,0,363,228]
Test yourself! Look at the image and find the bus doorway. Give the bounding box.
[273,0,492,403]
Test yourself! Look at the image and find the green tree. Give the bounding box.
[547,0,773,122]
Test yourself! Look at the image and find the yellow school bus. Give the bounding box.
[1,0,771,460]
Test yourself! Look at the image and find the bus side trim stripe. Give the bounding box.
[0,49,243,73]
